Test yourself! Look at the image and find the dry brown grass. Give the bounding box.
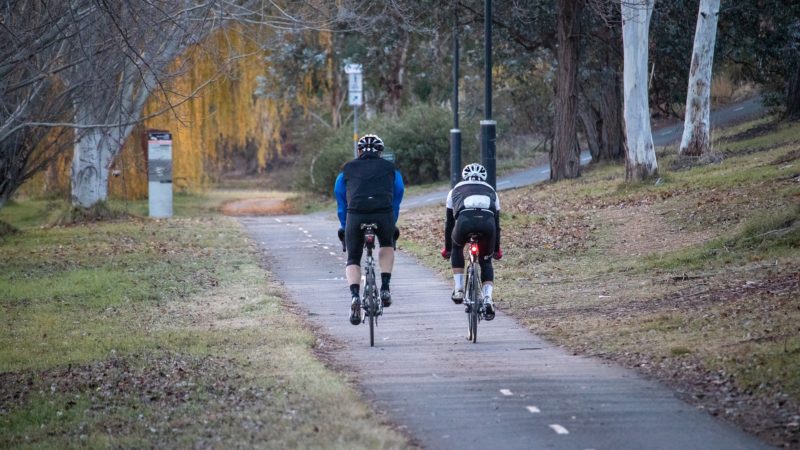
[400,119,800,448]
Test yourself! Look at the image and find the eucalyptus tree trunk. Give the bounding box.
[679,0,720,157]
[70,126,116,207]
[622,0,658,181]
[551,0,585,181]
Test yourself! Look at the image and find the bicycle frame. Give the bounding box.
[464,235,484,343]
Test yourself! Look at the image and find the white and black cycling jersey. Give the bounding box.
[445,180,500,216]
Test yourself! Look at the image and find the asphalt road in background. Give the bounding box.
[402,95,766,210]
[240,97,771,449]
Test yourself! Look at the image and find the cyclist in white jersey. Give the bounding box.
[441,163,503,320]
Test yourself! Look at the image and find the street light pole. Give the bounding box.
[481,0,497,188]
[450,1,462,187]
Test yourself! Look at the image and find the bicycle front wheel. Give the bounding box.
[368,296,376,347]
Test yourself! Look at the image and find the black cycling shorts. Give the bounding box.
[452,209,496,253]
[451,209,496,282]
[345,211,394,266]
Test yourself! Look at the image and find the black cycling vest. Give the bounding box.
[450,181,498,217]
[342,153,396,213]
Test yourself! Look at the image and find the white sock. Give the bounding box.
[483,284,493,299]
[454,274,464,291]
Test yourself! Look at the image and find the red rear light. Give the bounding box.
[366,235,375,245]
[470,243,479,255]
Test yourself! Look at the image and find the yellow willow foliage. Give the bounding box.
[110,28,287,199]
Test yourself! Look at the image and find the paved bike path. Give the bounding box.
[241,214,771,450]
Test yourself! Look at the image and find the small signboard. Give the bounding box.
[347,63,363,106]
[348,91,363,106]
[147,130,173,218]
[382,150,395,162]
[348,73,362,93]
[344,63,362,74]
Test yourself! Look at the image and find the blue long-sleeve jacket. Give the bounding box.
[334,169,404,229]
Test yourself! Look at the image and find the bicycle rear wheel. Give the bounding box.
[365,272,376,347]
[466,265,480,343]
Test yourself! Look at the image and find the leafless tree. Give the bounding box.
[1,0,367,209]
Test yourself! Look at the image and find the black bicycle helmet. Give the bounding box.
[462,163,487,181]
[357,134,384,153]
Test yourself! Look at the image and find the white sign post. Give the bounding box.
[345,64,363,157]
[147,130,173,218]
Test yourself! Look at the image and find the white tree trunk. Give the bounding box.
[70,127,116,207]
[679,0,720,157]
[622,0,658,181]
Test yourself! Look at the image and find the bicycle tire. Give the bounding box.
[465,265,478,342]
[471,261,483,343]
[365,268,376,347]
[470,266,479,343]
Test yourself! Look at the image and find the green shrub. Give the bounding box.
[294,104,483,195]
[381,104,453,184]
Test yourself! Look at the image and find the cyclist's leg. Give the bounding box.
[477,222,497,320]
[345,213,365,324]
[374,212,395,305]
[345,212,365,289]
[450,218,468,303]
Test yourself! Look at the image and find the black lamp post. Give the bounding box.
[450,1,461,188]
[481,0,496,189]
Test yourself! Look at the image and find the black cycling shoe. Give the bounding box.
[483,297,495,321]
[380,289,392,307]
[349,296,362,325]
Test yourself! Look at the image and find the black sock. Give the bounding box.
[350,284,360,297]
[381,273,391,291]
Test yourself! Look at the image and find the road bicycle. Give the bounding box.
[342,223,383,346]
[464,234,485,343]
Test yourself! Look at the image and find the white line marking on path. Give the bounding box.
[549,424,569,435]
[581,156,592,162]
[323,246,329,250]
[734,106,745,111]
[526,406,541,413]
[274,218,282,223]
[500,389,513,396]
[497,180,511,185]
[329,252,336,256]
[659,129,675,136]
[539,169,549,174]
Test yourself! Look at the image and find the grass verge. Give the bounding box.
[1,206,408,448]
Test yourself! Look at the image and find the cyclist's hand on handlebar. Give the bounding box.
[494,247,503,260]
[337,228,345,241]
[441,247,451,259]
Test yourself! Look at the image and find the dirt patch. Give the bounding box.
[221,198,292,216]
[772,149,800,166]
[719,120,782,144]
[669,153,725,171]
[600,204,716,259]
[0,220,17,237]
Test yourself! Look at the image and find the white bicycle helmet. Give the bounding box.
[462,163,487,181]
[357,134,384,153]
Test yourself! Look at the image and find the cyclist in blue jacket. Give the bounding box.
[334,134,405,325]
